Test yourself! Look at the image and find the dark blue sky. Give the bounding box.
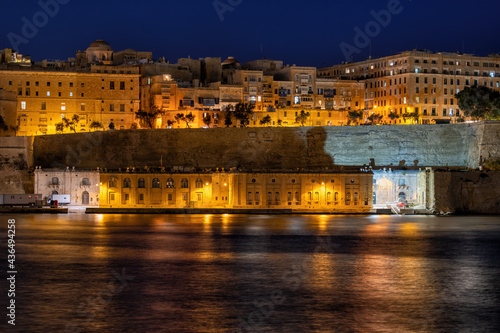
[1,0,499,67]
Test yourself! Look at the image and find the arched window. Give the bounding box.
[181,178,189,188]
[196,179,203,188]
[166,178,174,188]
[247,192,252,201]
[334,192,339,202]
[275,192,280,202]
[82,178,91,186]
[354,192,359,203]
[51,177,59,185]
[327,192,332,201]
[314,192,319,201]
[138,178,145,188]
[152,178,160,188]
[108,177,117,188]
[267,192,272,202]
[123,178,131,188]
[346,192,351,202]
[295,192,300,202]
[287,192,292,202]
[255,192,260,202]
[308,192,312,201]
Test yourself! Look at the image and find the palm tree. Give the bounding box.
[260,115,272,126]
[295,110,310,126]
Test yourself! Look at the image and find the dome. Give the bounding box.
[87,40,113,52]
[222,56,240,66]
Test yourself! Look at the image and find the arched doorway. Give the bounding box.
[82,191,90,205]
[398,192,406,201]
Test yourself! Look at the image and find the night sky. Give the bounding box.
[1,0,499,67]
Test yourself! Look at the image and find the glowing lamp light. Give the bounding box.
[224,183,227,186]
[206,183,209,186]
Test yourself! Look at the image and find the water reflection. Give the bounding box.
[1,214,499,332]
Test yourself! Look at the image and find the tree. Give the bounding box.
[402,110,420,124]
[90,121,103,131]
[456,85,500,120]
[260,115,272,126]
[0,115,8,132]
[277,119,283,127]
[367,113,383,125]
[166,119,175,128]
[295,110,310,126]
[109,122,115,130]
[202,114,212,128]
[63,114,80,133]
[347,110,363,125]
[233,103,255,127]
[174,113,185,126]
[9,125,19,136]
[224,110,233,127]
[135,106,164,129]
[388,111,400,123]
[184,112,196,128]
[130,123,138,130]
[55,122,65,133]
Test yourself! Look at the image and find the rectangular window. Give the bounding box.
[168,194,173,201]
[41,102,46,110]
[120,104,125,111]
[61,103,66,111]
[110,81,115,90]
[110,104,115,111]
[70,82,73,87]
[81,104,85,111]
[21,101,26,110]
[58,82,62,87]
[120,82,125,90]
[47,82,51,87]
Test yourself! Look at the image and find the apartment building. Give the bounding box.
[0,66,141,135]
[319,50,500,124]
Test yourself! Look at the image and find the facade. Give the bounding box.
[319,50,500,124]
[99,171,373,211]
[34,167,100,206]
[3,44,500,135]
[0,66,141,135]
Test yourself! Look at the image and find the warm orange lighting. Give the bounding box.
[224,183,227,186]
[206,183,209,186]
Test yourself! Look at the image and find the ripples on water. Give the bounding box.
[0,214,499,332]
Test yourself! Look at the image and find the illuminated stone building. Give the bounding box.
[99,171,373,211]
[318,50,500,124]
[0,64,141,136]
[34,167,100,206]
